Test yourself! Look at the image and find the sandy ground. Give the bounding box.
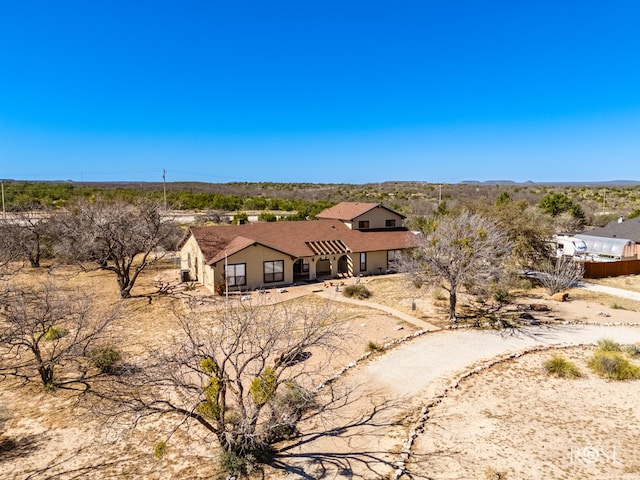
[1,266,640,479]
[409,347,640,480]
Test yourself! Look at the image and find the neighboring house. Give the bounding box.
[180,202,419,293]
[575,216,640,260]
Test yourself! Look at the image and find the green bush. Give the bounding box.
[366,341,382,352]
[219,449,258,477]
[493,289,510,304]
[342,284,372,299]
[588,351,640,380]
[596,338,622,352]
[90,347,122,374]
[544,355,582,378]
[153,441,167,459]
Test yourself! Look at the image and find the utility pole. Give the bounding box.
[162,169,167,211]
[438,184,442,205]
[1,180,5,220]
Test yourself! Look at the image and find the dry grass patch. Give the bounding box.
[567,288,640,312]
[544,355,583,378]
[363,275,448,325]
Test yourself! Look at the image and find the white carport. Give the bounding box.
[574,234,637,261]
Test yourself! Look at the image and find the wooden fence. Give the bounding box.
[583,259,640,279]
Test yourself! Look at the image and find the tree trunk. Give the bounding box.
[448,289,457,322]
[117,275,133,298]
[38,364,55,388]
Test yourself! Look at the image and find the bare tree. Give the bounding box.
[0,209,53,268]
[535,256,584,295]
[54,199,181,298]
[402,211,512,321]
[0,281,120,389]
[93,298,346,474]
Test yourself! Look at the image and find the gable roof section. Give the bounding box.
[316,202,406,221]
[587,218,640,243]
[189,219,419,265]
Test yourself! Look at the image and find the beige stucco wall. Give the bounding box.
[180,235,215,291]
[211,244,294,291]
[357,250,391,275]
[352,207,404,229]
[181,230,411,293]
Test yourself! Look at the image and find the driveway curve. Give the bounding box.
[276,324,640,479]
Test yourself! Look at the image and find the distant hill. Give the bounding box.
[459,180,640,186]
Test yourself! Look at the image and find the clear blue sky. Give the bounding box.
[1,1,639,184]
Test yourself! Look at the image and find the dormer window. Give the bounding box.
[358,220,370,229]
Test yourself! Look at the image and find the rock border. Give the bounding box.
[390,342,598,479]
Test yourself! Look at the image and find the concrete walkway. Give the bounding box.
[313,288,441,332]
[576,281,640,302]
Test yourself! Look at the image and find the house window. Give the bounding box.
[264,260,284,283]
[302,260,309,272]
[387,249,401,269]
[226,263,246,287]
[385,219,396,227]
[360,252,367,272]
[358,220,370,229]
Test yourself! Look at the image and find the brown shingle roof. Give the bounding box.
[189,219,418,265]
[316,202,406,221]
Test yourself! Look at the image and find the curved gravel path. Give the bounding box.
[277,323,640,479]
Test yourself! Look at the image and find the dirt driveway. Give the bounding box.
[270,324,640,479]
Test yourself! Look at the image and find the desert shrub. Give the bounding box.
[183,281,197,291]
[343,284,372,299]
[219,449,258,476]
[90,347,122,374]
[432,288,447,301]
[624,343,640,357]
[366,341,382,352]
[588,351,640,380]
[268,381,314,441]
[493,289,510,304]
[258,212,277,222]
[544,355,582,378]
[485,467,509,479]
[611,303,626,310]
[153,441,167,459]
[597,338,622,352]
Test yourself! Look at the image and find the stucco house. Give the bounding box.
[180,202,419,293]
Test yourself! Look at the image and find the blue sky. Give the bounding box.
[1,1,639,184]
